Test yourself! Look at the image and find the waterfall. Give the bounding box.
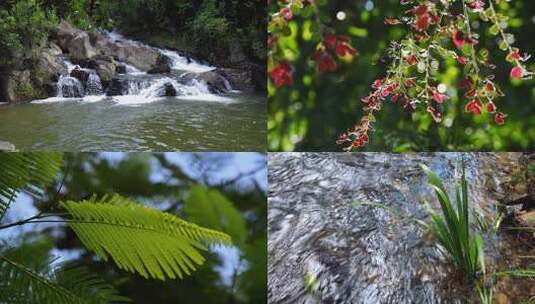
[57,75,84,98]
[124,63,145,75]
[86,73,103,95]
[44,32,234,104]
[157,49,214,73]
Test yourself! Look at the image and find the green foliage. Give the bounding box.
[184,185,247,245]
[0,152,62,220]
[0,237,127,304]
[187,1,229,42]
[0,0,58,67]
[421,163,484,280]
[0,153,266,303]
[62,194,232,280]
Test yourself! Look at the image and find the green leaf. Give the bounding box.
[184,185,247,245]
[62,195,232,281]
[0,238,127,304]
[0,152,63,221]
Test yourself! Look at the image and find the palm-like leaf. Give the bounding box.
[0,238,127,304]
[0,152,63,220]
[62,195,232,280]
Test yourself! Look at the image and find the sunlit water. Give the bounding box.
[0,93,265,151]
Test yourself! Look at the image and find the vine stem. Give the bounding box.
[487,0,520,67]
[462,0,481,76]
[0,213,66,230]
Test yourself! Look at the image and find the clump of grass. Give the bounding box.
[420,163,485,280]
[354,161,535,303]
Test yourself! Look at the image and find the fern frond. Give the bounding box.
[0,152,63,221]
[62,195,232,281]
[0,256,127,304]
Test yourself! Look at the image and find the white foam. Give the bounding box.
[33,95,106,104]
[123,62,146,75]
[158,48,215,73]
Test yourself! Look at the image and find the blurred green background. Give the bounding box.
[268,0,535,152]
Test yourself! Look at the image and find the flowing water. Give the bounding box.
[268,153,534,304]
[0,33,265,151]
[0,93,264,151]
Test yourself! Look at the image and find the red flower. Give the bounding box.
[372,79,383,89]
[406,55,417,65]
[465,99,483,115]
[459,78,473,90]
[467,0,485,12]
[269,62,293,88]
[280,7,293,21]
[508,50,522,61]
[313,50,337,72]
[452,29,466,48]
[416,14,431,31]
[336,42,357,57]
[510,66,524,79]
[325,33,337,50]
[432,91,447,104]
[457,56,468,65]
[495,112,506,125]
[486,101,496,113]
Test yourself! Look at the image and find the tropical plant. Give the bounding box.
[0,152,232,303]
[356,160,535,303]
[421,163,484,280]
[268,1,535,152]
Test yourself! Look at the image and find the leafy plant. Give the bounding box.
[0,152,233,302]
[0,0,58,67]
[421,163,484,280]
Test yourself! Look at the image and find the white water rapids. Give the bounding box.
[35,31,232,105]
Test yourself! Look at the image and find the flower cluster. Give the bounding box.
[337,0,533,151]
[268,0,358,88]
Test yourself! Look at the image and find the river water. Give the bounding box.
[0,93,265,151]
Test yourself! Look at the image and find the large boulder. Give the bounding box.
[148,54,171,74]
[162,82,177,96]
[70,68,91,84]
[116,64,127,74]
[68,31,97,60]
[106,76,151,96]
[53,20,79,52]
[92,33,159,72]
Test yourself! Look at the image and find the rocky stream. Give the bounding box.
[268,153,535,304]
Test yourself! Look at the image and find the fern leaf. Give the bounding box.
[0,152,63,220]
[0,256,127,304]
[62,195,232,281]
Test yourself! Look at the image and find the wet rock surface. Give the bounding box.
[268,153,530,304]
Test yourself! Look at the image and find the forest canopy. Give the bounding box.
[0,0,266,69]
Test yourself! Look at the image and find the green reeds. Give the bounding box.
[421,163,485,280]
